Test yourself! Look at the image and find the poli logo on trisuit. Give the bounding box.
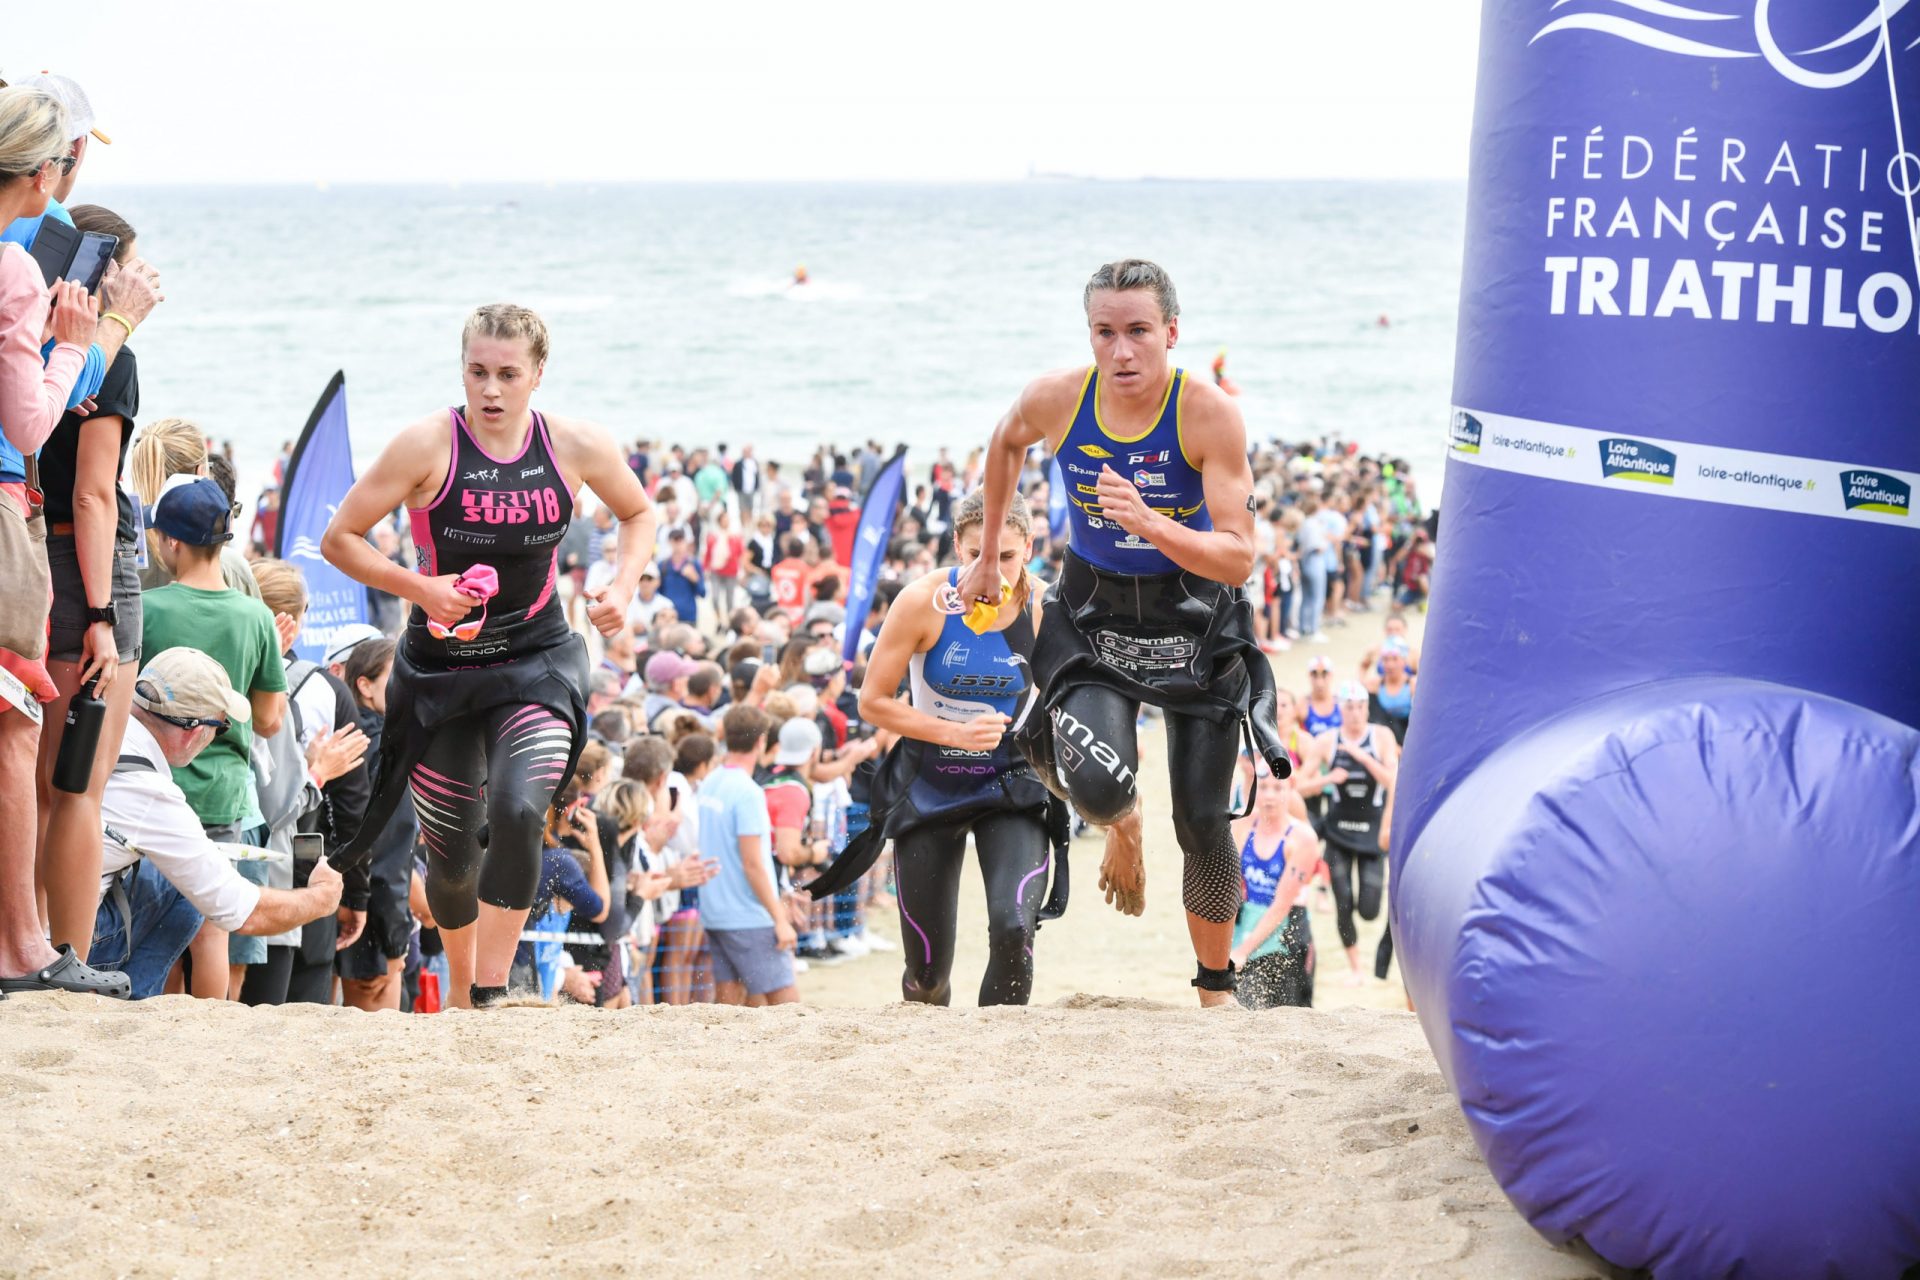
[1128,450,1171,466]
[1599,438,1677,486]
[1450,411,1483,454]
[1839,470,1911,517]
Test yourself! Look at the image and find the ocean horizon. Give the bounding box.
[84,179,1467,505]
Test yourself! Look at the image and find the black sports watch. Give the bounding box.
[86,602,118,627]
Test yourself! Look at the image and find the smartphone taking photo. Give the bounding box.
[28,220,118,293]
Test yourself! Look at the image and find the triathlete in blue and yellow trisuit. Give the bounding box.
[962,259,1292,1006]
[809,492,1059,1006]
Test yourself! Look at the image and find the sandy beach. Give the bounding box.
[0,993,1597,1279]
[0,611,1595,1278]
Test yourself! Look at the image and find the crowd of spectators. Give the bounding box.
[0,72,1437,1009]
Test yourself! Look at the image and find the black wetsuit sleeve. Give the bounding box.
[322,672,376,909]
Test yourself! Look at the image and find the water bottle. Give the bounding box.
[52,678,105,794]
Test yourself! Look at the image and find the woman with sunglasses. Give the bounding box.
[0,86,137,997]
[322,304,656,1009]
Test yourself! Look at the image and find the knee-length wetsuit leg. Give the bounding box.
[411,701,573,931]
[1165,708,1245,924]
[893,823,966,1005]
[971,810,1051,1007]
[1048,684,1140,825]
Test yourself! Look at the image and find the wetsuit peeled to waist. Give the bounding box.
[808,570,1063,905]
[333,408,588,873]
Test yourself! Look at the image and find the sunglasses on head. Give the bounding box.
[154,711,230,733]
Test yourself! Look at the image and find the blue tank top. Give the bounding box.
[905,570,1035,807]
[1375,679,1413,719]
[1054,367,1209,574]
[1240,821,1298,910]
[1303,699,1342,736]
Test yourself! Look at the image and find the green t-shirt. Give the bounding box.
[694,463,730,505]
[139,582,287,825]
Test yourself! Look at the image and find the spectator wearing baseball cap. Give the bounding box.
[625,563,673,634]
[637,648,700,729]
[762,716,835,958]
[323,622,385,676]
[84,647,345,998]
[138,476,289,997]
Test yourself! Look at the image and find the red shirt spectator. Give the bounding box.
[825,492,859,568]
[771,541,809,621]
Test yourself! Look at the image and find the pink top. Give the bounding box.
[0,242,87,457]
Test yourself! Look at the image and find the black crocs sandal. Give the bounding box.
[0,945,132,999]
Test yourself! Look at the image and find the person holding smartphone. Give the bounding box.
[321,304,657,1010]
[28,203,159,966]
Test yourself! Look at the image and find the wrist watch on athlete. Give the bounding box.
[87,602,117,627]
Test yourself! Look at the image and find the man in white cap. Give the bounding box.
[84,647,347,998]
[324,622,386,680]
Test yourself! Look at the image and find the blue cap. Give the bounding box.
[150,476,234,547]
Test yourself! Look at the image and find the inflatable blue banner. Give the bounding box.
[1394,6,1920,1277]
[841,446,907,666]
[277,371,369,664]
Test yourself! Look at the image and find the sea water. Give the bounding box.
[86,180,1465,502]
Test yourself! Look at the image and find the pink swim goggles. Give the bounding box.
[427,564,499,642]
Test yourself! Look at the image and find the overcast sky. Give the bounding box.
[7,0,1483,184]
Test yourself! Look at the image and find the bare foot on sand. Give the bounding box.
[1196,988,1242,1010]
[1098,809,1146,917]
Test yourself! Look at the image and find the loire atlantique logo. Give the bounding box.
[1600,437,1678,485]
[1449,411,1483,454]
[1840,469,1912,515]
[1533,0,1916,90]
